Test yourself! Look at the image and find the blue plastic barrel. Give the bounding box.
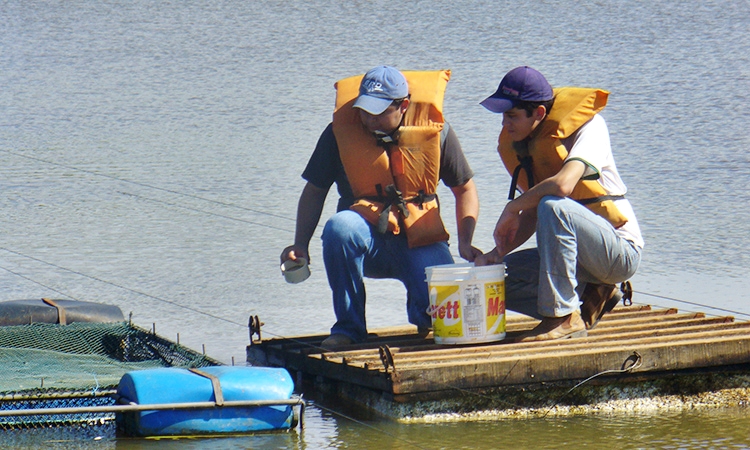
[116,366,296,436]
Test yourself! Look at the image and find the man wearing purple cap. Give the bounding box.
[476,66,643,341]
[281,66,482,348]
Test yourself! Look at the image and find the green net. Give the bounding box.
[0,321,220,429]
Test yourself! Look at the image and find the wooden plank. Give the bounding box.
[589,316,733,335]
[247,306,750,400]
[329,317,744,367]
[298,353,395,392]
[390,336,750,394]
[243,306,750,419]
[384,324,750,371]
[503,306,675,331]
[345,338,741,375]
[265,325,750,395]
[251,305,657,350]
[287,311,708,359]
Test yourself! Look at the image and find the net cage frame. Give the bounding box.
[0,320,220,429]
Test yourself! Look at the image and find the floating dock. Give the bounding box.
[247,305,750,420]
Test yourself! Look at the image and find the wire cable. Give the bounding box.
[0,247,247,329]
[630,290,750,318]
[117,190,295,233]
[542,351,643,418]
[0,265,80,301]
[0,149,296,223]
[312,402,430,450]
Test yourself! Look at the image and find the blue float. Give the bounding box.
[116,366,299,436]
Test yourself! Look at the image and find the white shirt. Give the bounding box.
[562,114,644,248]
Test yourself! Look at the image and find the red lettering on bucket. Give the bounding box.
[487,297,505,316]
[429,301,461,319]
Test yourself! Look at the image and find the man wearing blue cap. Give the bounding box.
[281,66,482,348]
[476,66,644,341]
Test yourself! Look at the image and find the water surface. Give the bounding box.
[1,0,749,447]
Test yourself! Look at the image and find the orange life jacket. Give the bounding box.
[332,70,451,248]
[498,87,628,228]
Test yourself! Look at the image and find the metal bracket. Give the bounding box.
[620,281,634,306]
[42,298,67,325]
[248,315,263,345]
[189,368,225,406]
[378,345,396,373]
[622,351,642,372]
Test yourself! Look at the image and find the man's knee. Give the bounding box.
[322,211,371,248]
[323,211,364,243]
[537,196,579,231]
[537,195,564,217]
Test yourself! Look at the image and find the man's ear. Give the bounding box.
[533,104,547,121]
[399,98,410,114]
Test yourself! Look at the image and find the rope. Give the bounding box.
[312,402,430,450]
[0,247,247,329]
[0,149,297,225]
[3,240,748,361]
[0,265,80,301]
[541,351,643,418]
[632,291,750,318]
[118,191,295,233]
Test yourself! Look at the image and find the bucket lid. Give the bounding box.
[425,263,505,282]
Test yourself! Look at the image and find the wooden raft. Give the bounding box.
[247,305,750,405]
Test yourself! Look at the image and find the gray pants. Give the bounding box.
[503,196,642,319]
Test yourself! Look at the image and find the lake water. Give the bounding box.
[1,0,749,448]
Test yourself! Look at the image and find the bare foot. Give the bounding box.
[515,311,587,342]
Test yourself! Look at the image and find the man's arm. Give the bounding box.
[493,159,586,256]
[450,178,483,262]
[280,182,328,264]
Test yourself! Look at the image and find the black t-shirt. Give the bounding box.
[302,122,474,212]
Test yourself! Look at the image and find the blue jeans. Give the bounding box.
[322,210,454,342]
[504,196,642,319]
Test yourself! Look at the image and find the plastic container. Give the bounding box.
[281,257,310,284]
[116,366,296,436]
[425,263,506,344]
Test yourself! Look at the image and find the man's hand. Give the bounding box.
[474,247,504,266]
[280,245,309,265]
[494,208,521,257]
[458,242,484,262]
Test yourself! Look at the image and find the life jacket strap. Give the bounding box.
[361,186,438,234]
[370,184,407,234]
[508,155,534,200]
[404,190,437,211]
[576,194,625,205]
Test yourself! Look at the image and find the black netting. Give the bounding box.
[0,395,115,428]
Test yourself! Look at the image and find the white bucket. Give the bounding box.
[425,263,506,344]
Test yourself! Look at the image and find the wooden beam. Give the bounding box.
[390,337,750,394]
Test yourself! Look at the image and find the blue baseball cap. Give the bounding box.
[480,66,554,113]
[353,66,409,115]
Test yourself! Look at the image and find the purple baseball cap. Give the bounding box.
[353,65,409,115]
[480,66,554,113]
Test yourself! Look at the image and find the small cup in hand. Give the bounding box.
[281,257,310,284]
